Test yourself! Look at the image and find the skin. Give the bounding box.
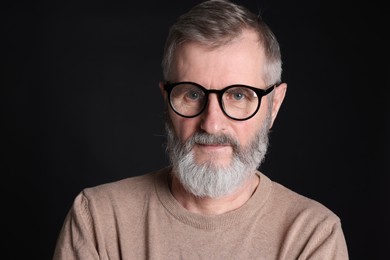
[159,29,287,215]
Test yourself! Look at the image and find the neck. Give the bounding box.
[170,173,260,215]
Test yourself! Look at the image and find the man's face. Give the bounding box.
[165,30,273,169]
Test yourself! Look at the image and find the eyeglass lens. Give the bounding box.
[169,83,260,120]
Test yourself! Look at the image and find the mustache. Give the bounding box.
[184,131,240,151]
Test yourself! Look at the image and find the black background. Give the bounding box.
[2,0,389,259]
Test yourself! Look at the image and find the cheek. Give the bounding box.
[236,115,265,146]
[235,124,255,146]
[169,112,200,142]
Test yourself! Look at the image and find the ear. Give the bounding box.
[159,81,167,100]
[269,83,287,129]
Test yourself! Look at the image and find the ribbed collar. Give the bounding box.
[154,167,273,230]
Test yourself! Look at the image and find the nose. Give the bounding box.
[200,93,227,134]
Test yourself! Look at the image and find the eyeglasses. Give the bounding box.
[163,81,277,121]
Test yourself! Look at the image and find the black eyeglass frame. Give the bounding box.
[163,81,278,121]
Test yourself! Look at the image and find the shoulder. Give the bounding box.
[76,167,169,217]
[83,171,155,200]
[260,175,348,259]
[265,177,341,226]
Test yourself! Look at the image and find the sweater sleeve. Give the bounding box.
[52,192,100,260]
[298,219,349,260]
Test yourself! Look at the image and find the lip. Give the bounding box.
[195,143,231,151]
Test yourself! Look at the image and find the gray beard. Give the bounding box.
[165,113,271,198]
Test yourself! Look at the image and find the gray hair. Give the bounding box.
[161,0,282,86]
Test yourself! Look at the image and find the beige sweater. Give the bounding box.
[53,167,349,259]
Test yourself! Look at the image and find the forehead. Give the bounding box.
[171,30,266,88]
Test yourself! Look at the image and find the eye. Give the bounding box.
[186,90,201,100]
[225,88,249,101]
[232,92,244,100]
[171,83,205,102]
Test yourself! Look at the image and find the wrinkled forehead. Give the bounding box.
[170,30,266,87]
